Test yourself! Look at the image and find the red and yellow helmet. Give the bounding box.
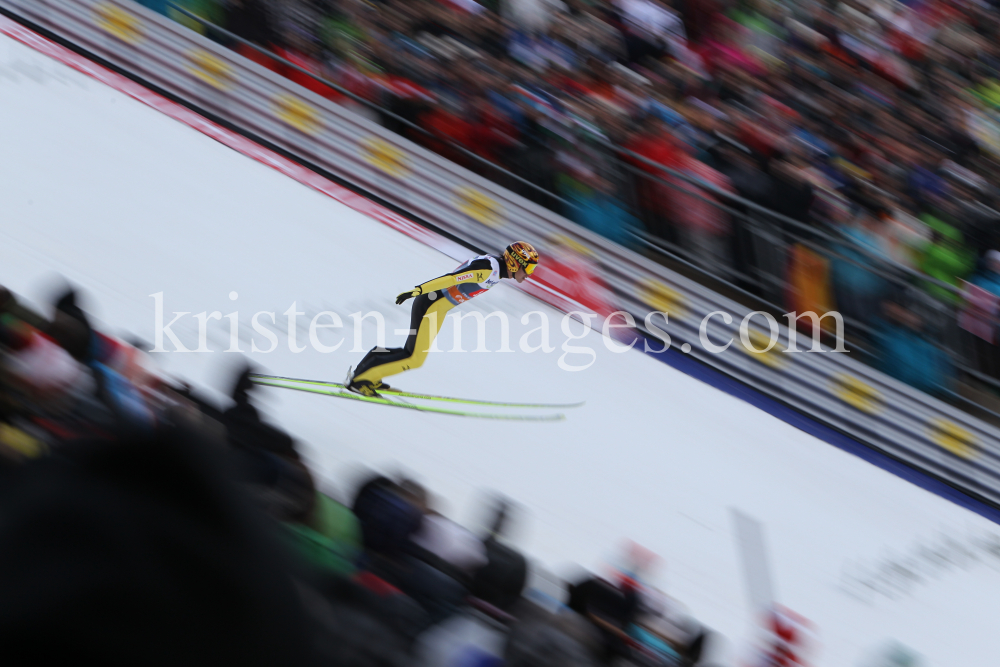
[503,241,539,277]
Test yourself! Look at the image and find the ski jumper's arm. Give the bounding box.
[395,262,494,304]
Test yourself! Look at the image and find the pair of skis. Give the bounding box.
[248,373,583,421]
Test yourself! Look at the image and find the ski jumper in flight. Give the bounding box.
[346,242,539,396]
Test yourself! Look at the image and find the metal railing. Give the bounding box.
[165,3,1000,415]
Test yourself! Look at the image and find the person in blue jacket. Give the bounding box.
[873,295,952,397]
[564,173,643,248]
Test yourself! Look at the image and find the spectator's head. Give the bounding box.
[229,361,257,406]
[398,477,430,513]
[352,475,422,557]
[48,288,92,363]
[882,291,924,332]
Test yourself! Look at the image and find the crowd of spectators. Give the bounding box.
[140,0,1000,401]
[0,284,719,666]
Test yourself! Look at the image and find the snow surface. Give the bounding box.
[2,31,999,666]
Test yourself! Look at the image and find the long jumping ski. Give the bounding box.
[248,373,584,409]
[251,378,566,421]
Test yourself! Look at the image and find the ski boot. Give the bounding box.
[345,366,391,397]
[347,379,381,397]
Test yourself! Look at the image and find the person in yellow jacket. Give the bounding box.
[346,242,539,396]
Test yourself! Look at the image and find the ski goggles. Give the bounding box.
[512,254,537,275]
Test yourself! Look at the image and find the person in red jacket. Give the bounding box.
[622,114,683,243]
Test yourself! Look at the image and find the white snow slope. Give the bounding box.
[2,26,999,667]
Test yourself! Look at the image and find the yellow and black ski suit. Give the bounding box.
[352,255,506,385]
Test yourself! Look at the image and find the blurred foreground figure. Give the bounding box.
[0,423,319,666]
[0,414,426,666]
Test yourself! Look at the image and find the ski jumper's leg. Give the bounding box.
[353,294,433,376]
[353,294,453,384]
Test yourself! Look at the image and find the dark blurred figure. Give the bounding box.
[42,288,154,439]
[224,364,315,523]
[349,475,437,637]
[0,285,46,329]
[567,573,641,665]
[222,365,363,580]
[0,422,320,667]
[509,103,558,208]
[402,479,488,624]
[769,151,815,234]
[946,165,1000,263]
[715,136,775,288]
[223,0,279,70]
[415,497,532,665]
